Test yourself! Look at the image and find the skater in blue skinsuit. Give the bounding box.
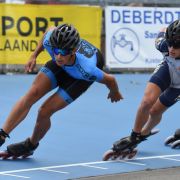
[103,20,180,160]
[0,24,123,158]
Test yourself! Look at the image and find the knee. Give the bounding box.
[149,107,162,117]
[37,106,53,120]
[139,98,154,112]
[28,86,40,100]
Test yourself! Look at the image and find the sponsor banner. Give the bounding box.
[0,4,102,64]
[105,6,180,69]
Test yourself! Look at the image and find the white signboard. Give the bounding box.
[105,6,180,70]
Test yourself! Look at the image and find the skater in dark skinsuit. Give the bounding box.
[103,20,180,161]
[0,24,123,159]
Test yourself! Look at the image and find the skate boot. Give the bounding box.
[0,138,39,159]
[165,129,180,149]
[103,129,159,161]
[0,129,10,147]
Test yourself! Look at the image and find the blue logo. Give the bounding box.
[111,28,140,64]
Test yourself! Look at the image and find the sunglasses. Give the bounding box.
[166,40,180,49]
[53,48,72,56]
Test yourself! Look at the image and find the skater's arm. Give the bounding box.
[25,35,45,73]
[155,27,168,55]
[99,73,123,102]
[25,26,55,73]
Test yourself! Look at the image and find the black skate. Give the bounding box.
[0,138,39,160]
[165,129,180,149]
[0,129,10,147]
[103,129,159,161]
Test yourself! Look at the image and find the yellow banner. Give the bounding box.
[0,4,102,64]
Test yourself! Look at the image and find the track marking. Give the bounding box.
[160,157,180,162]
[116,159,146,166]
[0,153,180,175]
[135,153,180,160]
[41,169,69,174]
[81,164,108,169]
[1,173,30,179]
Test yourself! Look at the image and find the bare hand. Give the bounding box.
[107,91,123,103]
[25,56,36,73]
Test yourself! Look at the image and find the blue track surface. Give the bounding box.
[0,74,179,180]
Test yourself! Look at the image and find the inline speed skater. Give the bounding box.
[103,19,180,161]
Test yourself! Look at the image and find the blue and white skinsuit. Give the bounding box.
[40,29,105,104]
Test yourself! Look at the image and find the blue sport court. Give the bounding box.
[0,74,179,180]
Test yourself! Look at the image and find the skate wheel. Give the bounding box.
[12,156,19,160]
[127,149,138,159]
[117,149,137,160]
[119,152,127,159]
[0,151,11,160]
[171,140,180,149]
[103,150,116,161]
[22,152,33,159]
[164,136,175,146]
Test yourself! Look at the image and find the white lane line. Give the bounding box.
[1,173,30,179]
[81,164,108,169]
[116,160,146,166]
[41,169,69,174]
[160,157,180,162]
[135,154,180,160]
[0,153,180,175]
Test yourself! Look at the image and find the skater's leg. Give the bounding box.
[141,87,179,135]
[134,61,171,133]
[30,92,68,145]
[141,99,167,135]
[2,72,52,135]
[0,94,67,159]
[2,78,93,158]
[30,77,93,145]
[133,83,161,133]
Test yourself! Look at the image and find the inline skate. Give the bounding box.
[165,129,180,149]
[0,138,39,159]
[0,129,10,147]
[103,129,159,161]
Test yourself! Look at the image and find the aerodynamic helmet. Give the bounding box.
[165,20,180,42]
[50,24,80,50]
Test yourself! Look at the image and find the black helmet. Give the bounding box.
[50,24,80,50]
[165,20,180,42]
